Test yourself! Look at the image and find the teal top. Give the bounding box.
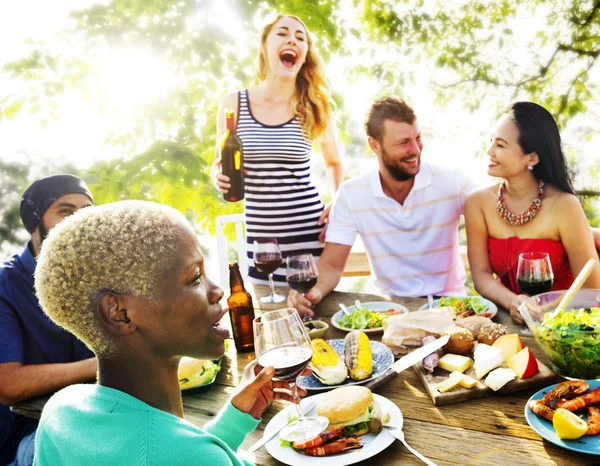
[34,384,260,465]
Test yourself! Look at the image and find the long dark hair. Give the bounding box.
[505,102,576,195]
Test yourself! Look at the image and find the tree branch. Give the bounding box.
[557,43,600,58]
[557,56,598,115]
[573,0,600,26]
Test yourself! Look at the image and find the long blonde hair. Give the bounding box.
[257,14,332,140]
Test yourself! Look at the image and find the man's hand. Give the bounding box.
[231,361,310,419]
[508,294,528,324]
[287,288,322,319]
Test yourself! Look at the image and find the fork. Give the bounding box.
[383,426,438,466]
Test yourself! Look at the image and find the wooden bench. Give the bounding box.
[342,246,470,277]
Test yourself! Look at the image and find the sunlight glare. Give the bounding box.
[99,48,173,112]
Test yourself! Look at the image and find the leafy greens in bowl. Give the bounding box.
[519,289,600,380]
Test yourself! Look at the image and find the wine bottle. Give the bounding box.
[220,109,244,202]
[227,261,255,352]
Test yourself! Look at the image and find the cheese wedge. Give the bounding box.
[437,375,463,393]
[485,367,517,391]
[449,371,478,388]
[474,344,504,379]
[438,354,471,373]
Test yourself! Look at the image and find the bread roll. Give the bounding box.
[477,323,510,345]
[441,326,475,355]
[316,386,372,425]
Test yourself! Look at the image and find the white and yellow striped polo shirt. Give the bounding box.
[326,162,476,297]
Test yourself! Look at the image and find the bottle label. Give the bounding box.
[234,150,241,170]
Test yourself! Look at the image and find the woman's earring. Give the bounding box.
[527,166,533,171]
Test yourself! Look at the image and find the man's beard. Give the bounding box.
[38,221,50,245]
[381,147,420,181]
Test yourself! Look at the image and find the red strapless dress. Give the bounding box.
[488,237,574,294]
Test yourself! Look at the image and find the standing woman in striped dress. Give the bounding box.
[212,14,343,285]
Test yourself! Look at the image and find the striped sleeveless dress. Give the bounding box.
[237,89,325,285]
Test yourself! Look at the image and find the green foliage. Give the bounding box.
[2,0,600,236]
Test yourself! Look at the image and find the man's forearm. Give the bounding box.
[0,357,97,405]
[314,258,344,299]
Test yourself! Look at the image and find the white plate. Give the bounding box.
[417,296,498,319]
[264,393,403,466]
[331,302,409,333]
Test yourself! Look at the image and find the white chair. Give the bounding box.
[215,213,248,287]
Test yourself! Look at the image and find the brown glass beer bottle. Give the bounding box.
[227,261,255,352]
[220,109,244,202]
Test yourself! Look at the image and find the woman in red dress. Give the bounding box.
[465,102,600,323]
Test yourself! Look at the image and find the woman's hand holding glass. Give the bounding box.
[253,308,328,442]
[231,360,311,420]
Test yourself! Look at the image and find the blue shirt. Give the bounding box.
[0,244,93,464]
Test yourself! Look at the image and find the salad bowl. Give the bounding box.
[519,289,600,380]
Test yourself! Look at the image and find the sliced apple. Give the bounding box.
[506,347,539,379]
[492,334,523,362]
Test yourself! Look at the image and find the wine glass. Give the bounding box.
[286,253,319,321]
[254,308,328,442]
[517,252,554,335]
[253,238,285,304]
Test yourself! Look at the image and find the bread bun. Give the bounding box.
[316,386,372,425]
[442,326,475,355]
[478,323,510,345]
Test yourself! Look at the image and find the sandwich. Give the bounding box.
[178,357,220,390]
[284,386,383,456]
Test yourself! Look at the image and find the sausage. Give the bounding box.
[422,335,440,373]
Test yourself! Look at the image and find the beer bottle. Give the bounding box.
[220,109,244,202]
[227,261,255,352]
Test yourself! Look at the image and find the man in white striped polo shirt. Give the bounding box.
[288,97,476,318]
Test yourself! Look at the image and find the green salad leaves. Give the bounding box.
[439,296,488,316]
[536,307,600,379]
[338,307,388,329]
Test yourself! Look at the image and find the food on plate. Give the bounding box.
[438,353,471,373]
[535,307,600,379]
[178,357,221,390]
[455,315,493,338]
[543,379,589,405]
[492,334,524,362]
[285,386,382,456]
[477,323,510,345]
[438,296,492,318]
[441,326,475,355]
[474,344,504,379]
[555,386,600,411]
[309,339,348,385]
[484,367,517,391]
[506,347,539,378]
[422,335,441,373]
[382,308,455,355]
[337,305,404,330]
[553,408,589,440]
[344,331,373,381]
[304,320,329,339]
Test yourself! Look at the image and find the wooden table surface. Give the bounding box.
[12,285,599,465]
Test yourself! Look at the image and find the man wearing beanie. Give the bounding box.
[0,175,97,466]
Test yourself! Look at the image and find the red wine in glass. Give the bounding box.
[517,252,554,296]
[257,345,313,381]
[254,253,283,275]
[287,273,318,294]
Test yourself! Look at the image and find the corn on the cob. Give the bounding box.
[344,331,373,381]
[310,339,348,385]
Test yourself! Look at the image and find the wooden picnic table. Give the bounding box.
[11,285,597,465]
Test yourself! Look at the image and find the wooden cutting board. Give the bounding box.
[413,355,560,406]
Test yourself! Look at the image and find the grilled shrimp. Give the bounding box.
[556,386,600,411]
[529,399,556,422]
[305,438,362,456]
[586,406,600,435]
[543,380,589,404]
[293,428,343,449]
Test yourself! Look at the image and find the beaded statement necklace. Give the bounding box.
[497,180,545,226]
